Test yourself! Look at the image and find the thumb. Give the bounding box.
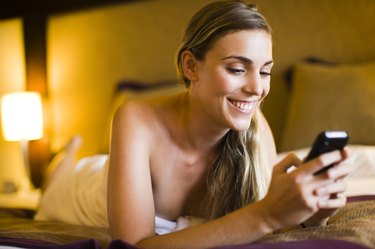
[273,152,302,174]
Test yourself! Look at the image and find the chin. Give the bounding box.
[224,100,259,131]
[228,116,253,132]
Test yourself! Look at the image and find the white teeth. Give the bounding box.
[230,100,255,112]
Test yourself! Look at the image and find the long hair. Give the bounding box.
[175,0,272,219]
[207,110,270,219]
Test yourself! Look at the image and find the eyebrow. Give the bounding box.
[221,55,274,66]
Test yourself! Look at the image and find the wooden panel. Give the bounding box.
[23,14,49,187]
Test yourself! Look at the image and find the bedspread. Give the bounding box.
[253,197,375,248]
[0,196,374,249]
[0,208,110,248]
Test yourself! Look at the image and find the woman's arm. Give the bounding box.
[108,101,156,243]
[136,202,274,249]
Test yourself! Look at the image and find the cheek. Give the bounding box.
[210,71,240,94]
[199,69,233,94]
[262,80,271,97]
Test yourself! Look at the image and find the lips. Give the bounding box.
[228,98,257,113]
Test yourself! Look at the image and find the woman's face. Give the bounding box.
[190,29,273,131]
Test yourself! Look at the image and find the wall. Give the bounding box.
[259,0,375,144]
[47,0,375,158]
[48,0,213,157]
[0,18,27,191]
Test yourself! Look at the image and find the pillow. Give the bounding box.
[100,80,187,153]
[280,61,375,151]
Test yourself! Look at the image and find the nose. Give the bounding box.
[241,73,263,96]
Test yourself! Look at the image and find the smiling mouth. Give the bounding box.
[228,99,257,113]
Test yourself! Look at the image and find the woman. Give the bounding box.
[108,0,351,248]
[37,1,352,248]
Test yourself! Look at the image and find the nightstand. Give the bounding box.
[0,188,41,210]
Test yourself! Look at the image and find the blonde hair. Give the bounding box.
[207,110,270,218]
[175,0,272,219]
[176,0,272,87]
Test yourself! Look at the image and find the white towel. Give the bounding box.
[35,155,109,227]
[35,154,204,234]
[155,216,205,235]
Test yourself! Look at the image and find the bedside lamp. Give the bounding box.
[1,91,44,191]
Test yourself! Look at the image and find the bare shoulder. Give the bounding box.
[114,99,156,127]
[109,99,162,172]
[110,94,181,158]
[113,93,184,134]
[112,98,162,139]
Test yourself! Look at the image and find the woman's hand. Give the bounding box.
[257,149,350,230]
[302,149,354,227]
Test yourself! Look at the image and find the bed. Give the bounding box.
[1,59,375,249]
[0,195,374,249]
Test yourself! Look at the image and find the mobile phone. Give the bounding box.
[304,131,349,175]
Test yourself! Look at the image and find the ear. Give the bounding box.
[181,50,199,82]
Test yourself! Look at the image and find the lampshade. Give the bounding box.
[1,91,44,141]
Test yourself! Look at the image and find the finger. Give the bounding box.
[298,150,344,176]
[310,148,351,180]
[327,157,358,180]
[327,164,353,180]
[315,180,347,196]
[318,194,347,209]
[273,152,302,174]
[341,148,350,160]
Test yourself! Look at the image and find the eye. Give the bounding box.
[260,64,273,77]
[260,71,272,77]
[227,67,246,75]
